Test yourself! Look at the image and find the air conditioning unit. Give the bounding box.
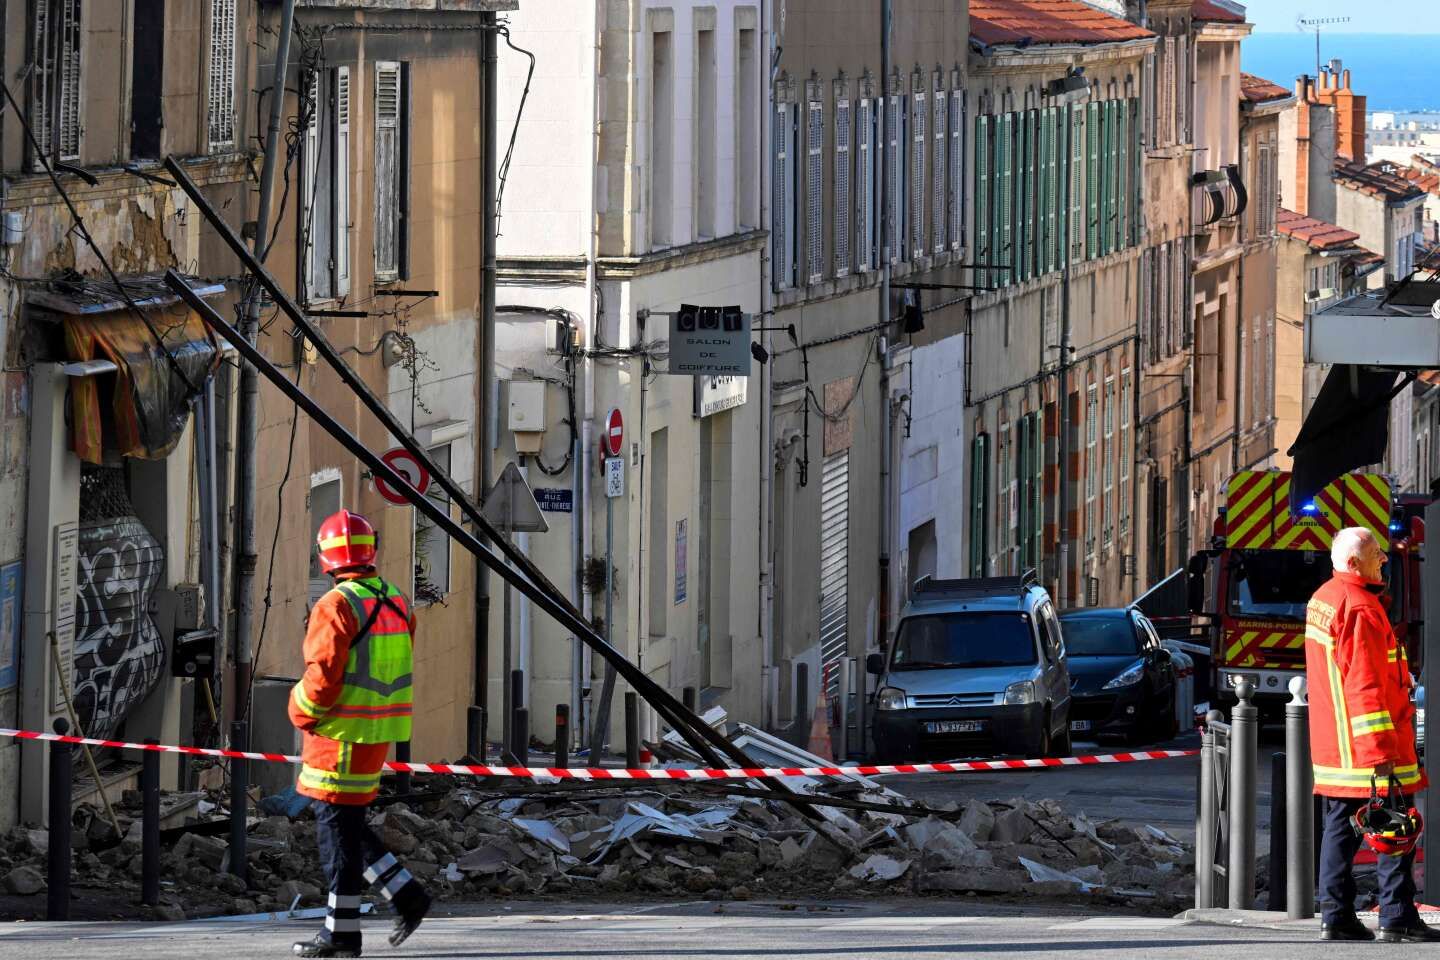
[1305,288,1337,303]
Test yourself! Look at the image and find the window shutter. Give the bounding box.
[834,97,851,278]
[57,0,81,161]
[304,70,321,294]
[857,98,874,273]
[1086,101,1100,260]
[772,100,792,290]
[999,112,1013,286]
[208,0,238,150]
[887,94,903,264]
[806,100,825,284]
[1116,100,1129,250]
[970,434,990,577]
[334,66,351,296]
[974,113,991,287]
[1071,107,1084,263]
[1162,38,1175,146]
[1024,109,1038,281]
[1143,50,1156,150]
[29,0,53,162]
[374,61,402,281]
[1130,97,1142,247]
[1107,99,1120,254]
[949,91,964,252]
[911,92,926,259]
[1047,107,1061,273]
[932,90,946,254]
[1177,37,1189,142]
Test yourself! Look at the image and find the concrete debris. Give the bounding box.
[850,854,911,882]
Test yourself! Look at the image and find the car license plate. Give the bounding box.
[1070,720,1092,732]
[925,720,983,734]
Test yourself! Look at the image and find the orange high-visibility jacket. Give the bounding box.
[288,572,417,805]
[1304,570,1425,799]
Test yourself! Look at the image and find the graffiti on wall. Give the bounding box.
[70,517,166,741]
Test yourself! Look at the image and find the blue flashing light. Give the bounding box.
[1390,522,1404,533]
[1301,501,1319,515]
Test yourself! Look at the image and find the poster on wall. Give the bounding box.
[0,560,19,691]
[674,519,687,605]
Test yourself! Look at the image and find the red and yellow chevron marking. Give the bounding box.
[1224,471,1390,551]
[1221,625,1306,668]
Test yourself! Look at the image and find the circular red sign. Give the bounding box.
[374,447,431,505]
[603,408,625,458]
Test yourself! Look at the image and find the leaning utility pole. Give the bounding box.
[475,11,499,758]
[234,0,297,721]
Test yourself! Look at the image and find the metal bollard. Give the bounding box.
[682,686,696,714]
[1196,709,1219,909]
[624,692,640,769]
[141,739,160,906]
[508,670,525,763]
[512,708,529,766]
[555,704,570,769]
[837,658,850,761]
[1286,676,1315,919]
[467,705,486,762]
[792,664,809,745]
[395,740,412,795]
[47,718,72,921]
[1228,682,1259,910]
[1269,752,1287,910]
[229,720,248,883]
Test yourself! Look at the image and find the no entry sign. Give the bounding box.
[374,447,431,505]
[602,408,624,458]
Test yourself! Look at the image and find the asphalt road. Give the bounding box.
[0,899,1390,960]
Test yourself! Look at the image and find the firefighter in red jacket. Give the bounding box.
[289,510,430,958]
[1305,526,1437,942]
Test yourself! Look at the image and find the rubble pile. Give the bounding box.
[0,763,1198,919]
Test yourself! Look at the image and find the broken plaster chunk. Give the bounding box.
[848,854,912,883]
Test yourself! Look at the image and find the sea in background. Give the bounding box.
[1242,33,1440,114]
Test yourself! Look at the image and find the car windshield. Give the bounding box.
[1227,551,1333,620]
[891,612,1038,669]
[1061,618,1139,657]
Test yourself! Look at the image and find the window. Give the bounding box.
[997,417,1012,567]
[910,89,926,259]
[308,474,342,606]
[736,26,759,230]
[1103,376,1115,545]
[649,30,674,249]
[1119,368,1132,539]
[1018,109,1035,282]
[997,111,1013,284]
[969,432,990,577]
[806,97,825,284]
[948,89,964,252]
[1017,412,1043,571]
[1143,49,1157,149]
[413,444,452,605]
[1085,382,1098,560]
[1085,101,1100,260]
[1041,107,1058,275]
[1176,36,1189,142]
[208,0,238,151]
[887,91,904,263]
[649,428,670,637]
[1161,37,1176,146]
[1256,140,1276,235]
[1070,106,1085,263]
[696,28,717,240]
[374,61,410,282]
[974,113,991,285]
[932,89,946,254]
[29,0,83,166]
[856,97,876,273]
[303,66,352,301]
[834,96,852,278]
[772,98,797,290]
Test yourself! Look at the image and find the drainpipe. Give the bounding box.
[1232,114,1251,473]
[1057,98,1075,609]
[877,0,893,651]
[576,0,601,749]
[758,0,775,729]
[234,0,296,722]
[475,11,498,753]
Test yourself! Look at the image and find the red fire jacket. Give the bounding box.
[1304,570,1425,798]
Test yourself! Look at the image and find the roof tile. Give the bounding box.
[1334,160,1427,202]
[1276,208,1360,250]
[971,0,1154,47]
[1192,0,1246,23]
[1240,72,1290,103]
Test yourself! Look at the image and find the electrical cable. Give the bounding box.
[494,23,536,236]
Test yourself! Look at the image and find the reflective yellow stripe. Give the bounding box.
[1305,625,1332,646]
[1388,649,1400,663]
[299,764,380,795]
[1350,715,1396,737]
[292,683,326,719]
[1313,763,1423,789]
[318,534,376,550]
[1324,641,1353,769]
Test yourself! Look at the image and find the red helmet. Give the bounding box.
[1352,776,1425,857]
[316,510,378,574]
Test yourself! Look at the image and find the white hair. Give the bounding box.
[1331,526,1376,572]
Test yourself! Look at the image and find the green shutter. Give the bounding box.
[999,113,1013,287]
[1086,101,1100,261]
[975,114,990,285]
[1116,101,1129,249]
[1032,412,1044,553]
[1071,107,1084,264]
[970,433,990,577]
[1025,109,1039,282]
[1130,97,1143,248]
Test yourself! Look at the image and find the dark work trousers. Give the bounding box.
[1319,795,1419,928]
[313,801,421,947]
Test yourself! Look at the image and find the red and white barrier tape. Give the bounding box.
[0,727,1195,779]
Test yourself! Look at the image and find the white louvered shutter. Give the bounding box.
[932,90,946,254]
[335,66,351,296]
[1162,38,1176,146]
[1177,37,1190,142]
[888,94,903,264]
[57,0,81,161]
[910,91,926,259]
[772,100,793,290]
[375,62,402,281]
[856,98,874,273]
[807,100,824,284]
[304,71,321,294]
[834,97,851,278]
[30,0,53,162]
[208,0,238,150]
[949,92,963,251]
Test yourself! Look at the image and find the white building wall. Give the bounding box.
[898,335,967,593]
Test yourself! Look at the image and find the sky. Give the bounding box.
[1248,1,1439,34]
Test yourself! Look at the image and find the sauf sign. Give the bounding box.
[667,305,752,376]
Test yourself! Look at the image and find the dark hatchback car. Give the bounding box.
[1059,608,1178,744]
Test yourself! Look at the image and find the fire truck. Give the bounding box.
[1187,469,1425,717]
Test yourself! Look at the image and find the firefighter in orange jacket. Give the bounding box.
[1305,526,1437,942]
[289,510,430,959]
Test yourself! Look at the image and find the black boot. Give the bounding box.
[292,932,362,958]
[1380,919,1440,942]
[1319,916,1375,941]
[389,886,431,947]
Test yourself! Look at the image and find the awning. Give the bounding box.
[31,276,223,464]
[1288,364,1409,509]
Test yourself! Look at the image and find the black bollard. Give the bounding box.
[47,718,72,921]
[229,720,248,883]
[624,692,640,769]
[141,739,160,905]
[509,670,525,763]
[396,740,412,795]
[513,708,529,765]
[467,705,486,763]
[555,704,569,770]
[1269,752,1287,910]
[682,686,696,713]
[792,664,809,746]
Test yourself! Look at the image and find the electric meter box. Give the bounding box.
[507,380,547,432]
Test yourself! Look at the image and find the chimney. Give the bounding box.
[1293,77,1312,215]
